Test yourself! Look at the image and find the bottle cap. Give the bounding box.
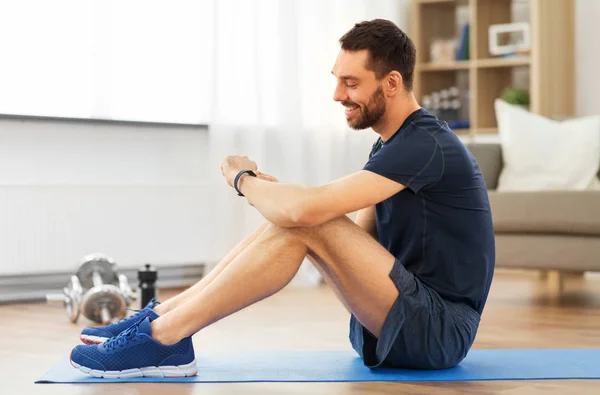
[138,263,157,282]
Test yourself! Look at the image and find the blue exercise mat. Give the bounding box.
[36,349,600,384]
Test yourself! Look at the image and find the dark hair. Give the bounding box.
[339,19,416,91]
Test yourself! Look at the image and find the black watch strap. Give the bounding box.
[234,169,257,196]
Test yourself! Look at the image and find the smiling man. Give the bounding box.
[70,19,495,377]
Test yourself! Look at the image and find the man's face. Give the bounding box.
[331,49,387,130]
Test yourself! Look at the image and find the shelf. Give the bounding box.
[475,57,531,68]
[416,0,456,4]
[450,128,498,135]
[452,128,471,135]
[417,61,471,71]
[474,127,498,134]
[418,57,530,72]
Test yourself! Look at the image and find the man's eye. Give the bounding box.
[347,84,357,88]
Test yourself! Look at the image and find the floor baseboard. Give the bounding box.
[0,263,206,304]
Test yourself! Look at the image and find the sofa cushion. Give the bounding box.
[465,143,503,190]
[494,99,600,191]
[494,234,600,271]
[489,191,600,236]
[465,142,600,188]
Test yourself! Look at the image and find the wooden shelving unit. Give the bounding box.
[411,0,575,135]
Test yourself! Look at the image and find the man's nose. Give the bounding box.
[333,85,347,103]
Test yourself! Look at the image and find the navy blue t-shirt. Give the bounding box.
[363,108,495,315]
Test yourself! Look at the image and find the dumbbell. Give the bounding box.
[46,253,136,324]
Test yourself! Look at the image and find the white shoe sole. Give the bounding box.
[70,357,198,378]
[80,334,109,345]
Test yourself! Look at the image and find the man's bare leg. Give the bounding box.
[154,221,270,315]
[151,216,399,345]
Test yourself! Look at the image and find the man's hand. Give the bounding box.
[221,155,258,187]
[355,205,377,240]
[255,171,278,183]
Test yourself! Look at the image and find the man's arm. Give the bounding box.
[236,170,404,228]
[355,205,378,240]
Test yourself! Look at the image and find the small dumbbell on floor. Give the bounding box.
[46,253,136,324]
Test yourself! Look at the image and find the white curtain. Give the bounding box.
[206,0,410,284]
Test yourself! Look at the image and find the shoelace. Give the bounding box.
[103,325,139,351]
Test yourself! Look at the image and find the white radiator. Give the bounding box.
[0,184,223,276]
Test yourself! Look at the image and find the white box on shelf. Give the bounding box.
[488,22,531,56]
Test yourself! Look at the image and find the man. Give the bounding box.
[71,19,495,377]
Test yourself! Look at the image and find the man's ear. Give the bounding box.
[385,71,403,96]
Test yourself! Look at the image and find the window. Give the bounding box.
[0,0,213,124]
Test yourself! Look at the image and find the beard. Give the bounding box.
[343,85,386,130]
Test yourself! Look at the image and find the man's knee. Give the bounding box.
[262,222,304,244]
[292,215,353,235]
[264,215,354,245]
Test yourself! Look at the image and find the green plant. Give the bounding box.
[500,88,530,106]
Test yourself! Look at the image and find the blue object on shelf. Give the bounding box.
[455,24,470,61]
[448,120,470,129]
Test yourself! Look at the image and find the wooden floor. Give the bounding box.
[2,269,600,394]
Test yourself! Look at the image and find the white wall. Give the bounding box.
[576,0,600,117]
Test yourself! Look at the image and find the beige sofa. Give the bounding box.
[466,143,600,279]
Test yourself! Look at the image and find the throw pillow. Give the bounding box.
[494,99,600,191]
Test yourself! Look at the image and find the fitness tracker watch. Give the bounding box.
[234,169,257,196]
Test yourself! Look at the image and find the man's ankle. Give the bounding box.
[152,302,169,316]
[150,318,181,346]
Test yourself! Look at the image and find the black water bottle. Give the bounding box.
[138,263,158,308]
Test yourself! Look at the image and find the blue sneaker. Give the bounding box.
[71,316,196,378]
[80,299,159,345]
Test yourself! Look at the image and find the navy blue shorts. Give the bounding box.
[349,259,481,370]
